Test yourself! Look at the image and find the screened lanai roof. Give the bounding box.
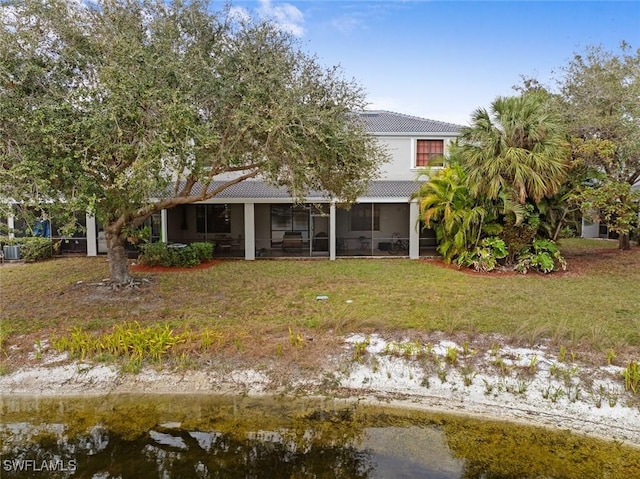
[171,179,424,201]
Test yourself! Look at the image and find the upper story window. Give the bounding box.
[416,139,444,167]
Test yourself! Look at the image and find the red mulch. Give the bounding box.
[130,259,221,273]
[424,247,638,277]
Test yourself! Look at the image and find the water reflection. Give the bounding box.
[1,394,638,478]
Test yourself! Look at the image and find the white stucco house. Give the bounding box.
[3,111,463,259]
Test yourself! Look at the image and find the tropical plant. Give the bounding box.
[514,239,567,274]
[500,203,540,263]
[457,92,570,205]
[415,163,487,262]
[456,237,508,272]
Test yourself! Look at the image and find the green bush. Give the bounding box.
[0,236,52,262]
[20,237,53,262]
[138,242,213,268]
[456,237,507,272]
[174,246,199,268]
[189,242,214,263]
[515,239,567,274]
[138,242,173,267]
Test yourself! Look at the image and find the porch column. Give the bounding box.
[86,214,97,256]
[329,202,336,260]
[160,209,168,243]
[409,200,420,259]
[244,203,256,260]
[7,213,15,239]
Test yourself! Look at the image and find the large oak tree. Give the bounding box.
[557,42,640,249]
[0,0,387,283]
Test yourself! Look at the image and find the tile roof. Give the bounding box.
[358,110,462,134]
[175,180,423,201]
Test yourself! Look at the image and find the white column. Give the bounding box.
[244,203,255,260]
[161,209,168,243]
[409,200,420,259]
[329,202,336,260]
[7,213,15,239]
[86,214,97,256]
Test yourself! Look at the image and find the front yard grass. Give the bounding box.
[1,238,638,370]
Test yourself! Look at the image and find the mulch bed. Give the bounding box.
[130,259,221,273]
[426,247,640,277]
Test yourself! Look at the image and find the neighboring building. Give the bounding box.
[4,111,463,259]
[581,179,640,239]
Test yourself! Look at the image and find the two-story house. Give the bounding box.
[90,111,460,260]
[3,111,462,259]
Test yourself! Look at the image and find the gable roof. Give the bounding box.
[358,110,462,134]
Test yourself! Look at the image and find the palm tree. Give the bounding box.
[458,92,570,204]
[415,163,487,262]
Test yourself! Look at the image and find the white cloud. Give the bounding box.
[257,0,305,37]
[228,5,251,23]
[330,14,363,34]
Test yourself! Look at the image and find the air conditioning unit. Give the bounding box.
[3,245,20,260]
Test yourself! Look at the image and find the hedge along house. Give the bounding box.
[1,111,460,259]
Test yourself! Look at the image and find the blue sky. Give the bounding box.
[229,0,640,125]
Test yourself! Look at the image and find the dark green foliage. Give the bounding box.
[189,242,214,263]
[138,242,213,268]
[456,237,508,272]
[500,203,540,263]
[515,239,567,274]
[559,43,640,249]
[0,236,52,262]
[137,243,172,267]
[0,0,387,284]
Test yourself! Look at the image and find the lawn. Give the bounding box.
[1,238,638,368]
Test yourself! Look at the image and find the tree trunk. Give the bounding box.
[552,209,569,242]
[618,233,630,250]
[105,227,133,285]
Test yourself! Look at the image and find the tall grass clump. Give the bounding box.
[53,321,187,366]
[622,360,640,394]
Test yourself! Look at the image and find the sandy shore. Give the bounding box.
[2,333,639,448]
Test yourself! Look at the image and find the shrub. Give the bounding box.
[456,237,508,272]
[138,242,174,267]
[174,245,199,268]
[138,242,213,268]
[189,242,214,263]
[19,237,53,262]
[514,239,567,274]
[0,236,52,262]
[501,204,540,263]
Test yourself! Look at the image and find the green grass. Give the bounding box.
[1,239,639,354]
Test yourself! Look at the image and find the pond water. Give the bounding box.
[1,394,638,478]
